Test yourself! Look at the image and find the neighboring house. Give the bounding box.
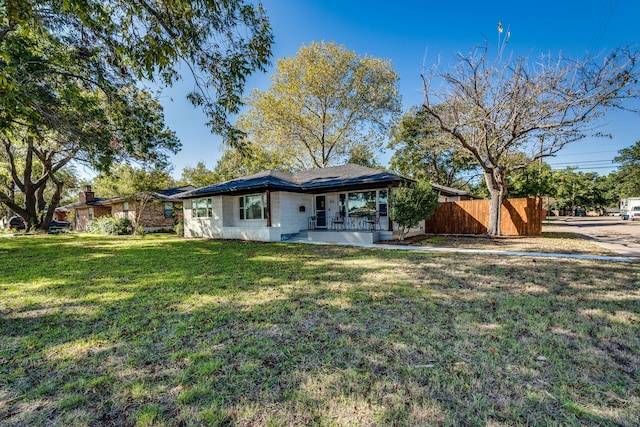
[64,186,112,231]
[62,185,194,232]
[101,186,194,232]
[179,164,478,243]
[432,183,482,202]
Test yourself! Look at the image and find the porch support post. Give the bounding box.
[387,184,393,231]
[266,190,272,227]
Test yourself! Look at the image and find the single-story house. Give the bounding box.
[63,185,194,232]
[432,183,481,202]
[179,165,478,244]
[63,186,112,231]
[100,186,194,232]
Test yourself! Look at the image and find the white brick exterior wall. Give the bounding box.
[277,192,313,234]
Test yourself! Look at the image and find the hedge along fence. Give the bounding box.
[423,197,543,236]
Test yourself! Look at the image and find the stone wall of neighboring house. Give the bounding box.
[75,205,111,231]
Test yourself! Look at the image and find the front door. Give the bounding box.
[315,195,327,228]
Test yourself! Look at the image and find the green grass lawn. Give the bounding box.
[1,234,638,426]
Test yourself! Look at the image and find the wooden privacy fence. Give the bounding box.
[424,197,543,236]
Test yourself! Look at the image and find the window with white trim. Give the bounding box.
[239,194,266,220]
[192,198,213,218]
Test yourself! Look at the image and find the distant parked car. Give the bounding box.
[629,206,640,221]
[6,216,71,232]
[48,220,71,232]
[8,216,26,230]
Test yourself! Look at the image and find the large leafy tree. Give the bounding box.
[1,0,273,230]
[0,25,179,229]
[92,164,175,198]
[388,107,478,186]
[237,40,401,169]
[211,146,295,182]
[507,162,554,198]
[551,168,616,214]
[614,141,640,197]
[422,43,640,235]
[1,0,273,143]
[179,161,220,188]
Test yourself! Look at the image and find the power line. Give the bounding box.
[550,166,620,172]
[588,0,617,53]
[547,159,620,165]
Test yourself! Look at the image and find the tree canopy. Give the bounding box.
[614,141,640,197]
[550,168,618,214]
[1,0,273,143]
[1,0,273,230]
[507,162,554,199]
[92,164,175,198]
[179,162,220,189]
[422,42,640,235]
[237,40,401,169]
[388,107,478,187]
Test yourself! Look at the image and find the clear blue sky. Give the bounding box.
[159,0,639,179]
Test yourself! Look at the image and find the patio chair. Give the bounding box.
[308,216,317,230]
[365,213,379,231]
[331,214,345,230]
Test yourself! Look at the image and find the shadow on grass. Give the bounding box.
[0,235,638,425]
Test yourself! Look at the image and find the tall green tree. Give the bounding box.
[92,164,175,198]
[211,146,295,182]
[179,162,219,188]
[389,107,477,186]
[1,0,273,143]
[614,141,640,197]
[0,32,179,230]
[550,168,615,214]
[237,41,401,169]
[346,144,381,168]
[0,0,273,230]
[508,162,554,198]
[422,42,640,235]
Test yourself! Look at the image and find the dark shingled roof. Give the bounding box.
[182,165,410,198]
[155,186,197,198]
[101,185,197,204]
[431,183,482,199]
[61,186,197,210]
[61,197,115,209]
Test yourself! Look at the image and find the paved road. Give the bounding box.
[544,216,640,262]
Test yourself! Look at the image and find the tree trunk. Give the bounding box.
[484,168,507,236]
[40,175,64,231]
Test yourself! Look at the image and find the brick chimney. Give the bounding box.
[79,185,95,204]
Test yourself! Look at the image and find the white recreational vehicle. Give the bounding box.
[620,197,640,220]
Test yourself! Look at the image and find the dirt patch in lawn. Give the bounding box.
[378,232,616,256]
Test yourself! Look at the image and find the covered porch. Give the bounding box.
[304,213,393,244]
[305,228,393,244]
